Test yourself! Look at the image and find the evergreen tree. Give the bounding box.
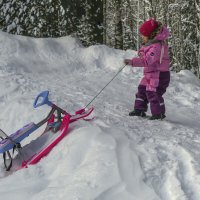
[76,0,95,46]
[0,0,24,34]
[0,0,66,37]
[62,0,103,45]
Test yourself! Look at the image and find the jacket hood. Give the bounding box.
[155,26,170,41]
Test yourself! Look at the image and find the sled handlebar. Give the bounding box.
[33,91,53,108]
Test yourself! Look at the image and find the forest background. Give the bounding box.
[0,0,200,77]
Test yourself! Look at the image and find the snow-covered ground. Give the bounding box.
[0,30,200,200]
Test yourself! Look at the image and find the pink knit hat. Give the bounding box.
[139,18,159,37]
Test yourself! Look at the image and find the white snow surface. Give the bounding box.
[0,30,200,200]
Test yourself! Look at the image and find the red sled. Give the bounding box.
[0,91,94,171]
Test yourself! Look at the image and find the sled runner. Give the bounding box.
[0,91,94,171]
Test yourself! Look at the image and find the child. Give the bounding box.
[124,18,170,120]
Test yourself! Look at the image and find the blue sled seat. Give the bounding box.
[0,122,37,153]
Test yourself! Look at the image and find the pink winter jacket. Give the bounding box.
[131,26,170,91]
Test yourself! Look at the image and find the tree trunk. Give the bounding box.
[103,0,107,44]
[195,0,200,77]
[114,0,123,49]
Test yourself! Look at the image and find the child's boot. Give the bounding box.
[149,113,166,120]
[129,109,146,117]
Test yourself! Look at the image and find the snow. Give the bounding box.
[0,30,200,200]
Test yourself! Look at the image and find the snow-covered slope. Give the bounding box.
[0,30,200,200]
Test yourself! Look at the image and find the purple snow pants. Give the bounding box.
[134,71,170,115]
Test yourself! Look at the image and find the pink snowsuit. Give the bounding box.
[131,26,171,115]
[131,26,170,91]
